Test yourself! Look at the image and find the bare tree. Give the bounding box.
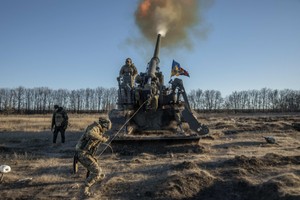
[201,90,222,110]
[1,86,299,113]
[268,89,279,110]
[15,86,25,113]
[0,88,5,110]
[102,87,118,111]
[214,90,223,110]
[260,88,270,111]
[188,90,196,110]
[195,89,204,109]
[96,87,104,111]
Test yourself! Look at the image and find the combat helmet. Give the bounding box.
[99,117,112,130]
[125,58,132,64]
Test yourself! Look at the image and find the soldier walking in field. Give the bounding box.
[74,117,111,197]
[51,105,68,144]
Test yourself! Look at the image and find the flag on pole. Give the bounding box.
[171,60,190,77]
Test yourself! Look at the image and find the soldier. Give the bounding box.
[174,108,185,134]
[75,117,111,197]
[118,58,138,87]
[118,58,138,105]
[144,77,159,111]
[51,105,68,144]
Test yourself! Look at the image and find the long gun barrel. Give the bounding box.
[147,34,161,78]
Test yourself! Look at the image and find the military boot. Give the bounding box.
[83,186,93,197]
[97,173,105,184]
[100,173,105,179]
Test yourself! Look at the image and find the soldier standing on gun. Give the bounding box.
[51,105,68,144]
[74,117,111,197]
[118,57,138,87]
[117,58,138,105]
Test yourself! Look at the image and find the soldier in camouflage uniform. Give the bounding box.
[119,58,138,87]
[51,105,68,143]
[174,107,185,134]
[118,58,138,105]
[75,117,111,197]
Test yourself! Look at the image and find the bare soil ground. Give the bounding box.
[0,113,300,200]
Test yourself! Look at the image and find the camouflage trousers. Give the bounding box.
[77,151,104,188]
[53,126,66,143]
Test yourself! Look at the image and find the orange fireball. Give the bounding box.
[138,0,151,17]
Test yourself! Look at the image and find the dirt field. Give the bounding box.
[0,113,300,200]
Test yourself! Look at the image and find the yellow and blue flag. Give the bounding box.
[171,60,190,77]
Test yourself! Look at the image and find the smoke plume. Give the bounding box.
[135,0,209,49]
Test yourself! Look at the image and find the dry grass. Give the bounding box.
[0,113,299,199]
[0,113,107,132]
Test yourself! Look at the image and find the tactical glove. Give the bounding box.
[102,136,109,143]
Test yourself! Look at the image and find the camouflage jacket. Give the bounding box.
[119,64,138,77]
[75,121,108,155]
[51,107,68,129]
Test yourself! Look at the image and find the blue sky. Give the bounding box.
[1,0,299,96]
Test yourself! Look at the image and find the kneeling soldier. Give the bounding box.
[75,117,111,197]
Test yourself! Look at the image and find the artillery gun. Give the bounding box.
[108,34,209,154]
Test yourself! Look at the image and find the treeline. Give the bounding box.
[0,87,299,114]
[0,86,117,114]
[188,88,300,112]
